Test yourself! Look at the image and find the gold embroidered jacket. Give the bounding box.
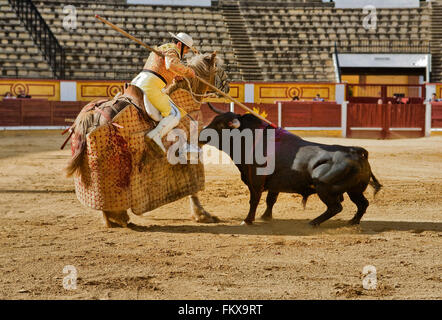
[143,43,194,85]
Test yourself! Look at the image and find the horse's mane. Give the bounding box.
[188,53,224,80]
[165,53,225,97]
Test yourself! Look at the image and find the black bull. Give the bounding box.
[201,103,382,226]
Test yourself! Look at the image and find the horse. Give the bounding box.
[65,52,229,228]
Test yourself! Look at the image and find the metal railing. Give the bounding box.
[333,41,341,83]
[337,39,431,54]
[9,0,65,79]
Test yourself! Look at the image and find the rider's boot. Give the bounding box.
[145,113,180,153]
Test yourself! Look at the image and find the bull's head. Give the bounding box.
[204,103,241,132]
[199,103,241,151]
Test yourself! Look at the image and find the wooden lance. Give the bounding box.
[95,15,277,128]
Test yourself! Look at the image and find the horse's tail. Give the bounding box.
[65,109,95,179]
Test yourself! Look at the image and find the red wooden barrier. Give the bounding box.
[0,99,84,126]
[21,100,51,126]
[431,102,442,128]
[279,101,341,128]
[51,101,85,125]
[0,99,435,139]
[0,99,22,126]
[347,103,425,139]
[200,102,229,126]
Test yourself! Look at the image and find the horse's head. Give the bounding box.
[195,51,230,96]
[167,51,230,102]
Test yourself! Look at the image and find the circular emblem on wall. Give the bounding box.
[12,83,28,96]
[107,85,124,97]
[288,87,300,99]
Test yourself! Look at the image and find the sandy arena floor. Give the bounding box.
[0,131,441,300]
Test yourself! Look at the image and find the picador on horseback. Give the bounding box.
[65,17,231,228]
[131,32,200,157]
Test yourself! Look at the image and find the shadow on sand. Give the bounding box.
[128,218,442,236]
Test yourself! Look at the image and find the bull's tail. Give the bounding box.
[65,110,95,179]
[369,171,382,197]
[302,196,308,209]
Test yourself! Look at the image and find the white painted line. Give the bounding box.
[425,102,431,137]
[389,127,422,131]
[431,128,442,132]
[350,127,383,131]
[0,126,69,130]
[341,101,347,138]
[278,102,282,128]
[285,127,342,131]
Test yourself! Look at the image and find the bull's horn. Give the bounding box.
[207,102,225,114]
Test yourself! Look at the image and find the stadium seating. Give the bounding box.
[431,0,442,82]
[0,0,53,78]
[240,4,430,81]
[33,0,241,80]
[0,0,438,82]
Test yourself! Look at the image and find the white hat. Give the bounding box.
[169,32,198,53]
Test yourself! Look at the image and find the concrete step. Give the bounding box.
[240,69,262,73]
[236,57,258,61]
[234,49,255,52]
[230,42,253,46]
[226,27,247,30]
[230,38,250,43]
[234,51,256,55]
[222,3,262,80]
[230,35,250,39]
[225,23,245,26]
[237,61,260,65]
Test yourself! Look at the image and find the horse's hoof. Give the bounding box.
[104,221,118,228]
[240,220,253,226]
[104,220,126,228]
[193,213,219,223]
[210,215,221,223]
[260,215,272,221]
[348,218,361,225]
[103,211,129,228]
[309,220,320,228]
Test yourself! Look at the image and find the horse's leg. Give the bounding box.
[189,193,220,223]
[102,210,130,228]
